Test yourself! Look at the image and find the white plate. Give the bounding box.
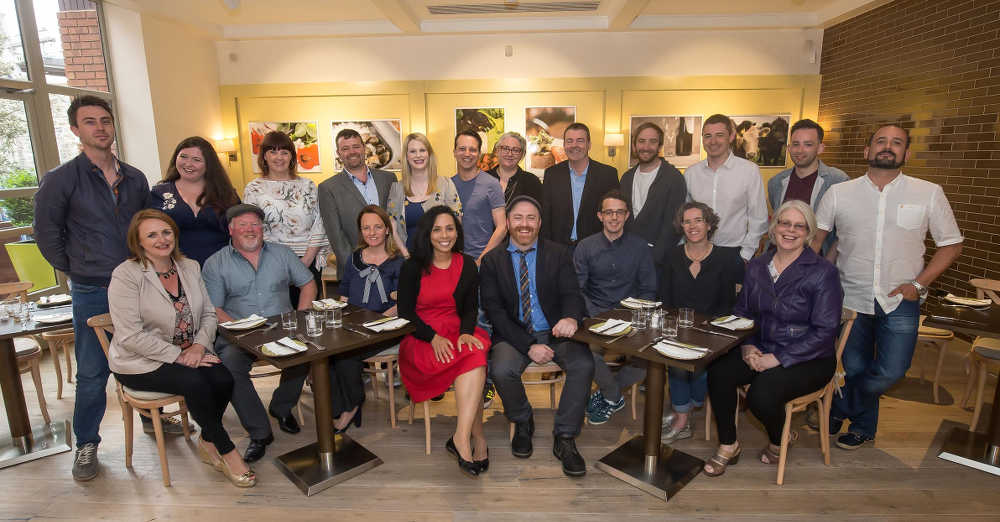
[710,316,755,331]
[944,294,992,307]
[35,313,73,324]
[620,298,661,310]
[220,316,267,330]
[39,294,72,305]
[589,320,632,336]
[653,341,707,360]
[364,317,410,332]
[260,337,307,357]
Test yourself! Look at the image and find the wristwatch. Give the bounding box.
[910,280,928,302]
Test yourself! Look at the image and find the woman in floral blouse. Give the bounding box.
[386,132,462,258]
[151,137,241,266]
[243,131,328,303]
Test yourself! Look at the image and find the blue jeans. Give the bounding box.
[831,299,919,438]
[71,282,111,447]
[668,367,707,413]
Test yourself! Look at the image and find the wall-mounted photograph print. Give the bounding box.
[249,121,321,173]
[524,106,576,176]
[729,115,791,167]
[628,115,702,169]
[456,108,504,171]
[330,119,403,172]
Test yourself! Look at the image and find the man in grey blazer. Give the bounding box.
[619,121,687,298]
[767,119,848,256]
[318,128,397,276]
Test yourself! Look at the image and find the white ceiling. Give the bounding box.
[114,0,887,39]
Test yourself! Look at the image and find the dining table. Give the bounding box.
[572,308,757,501]
[922,298,1000,477]
[0,303,75,468]
[219,305,413,496]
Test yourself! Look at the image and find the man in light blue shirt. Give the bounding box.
[451,130,507,263]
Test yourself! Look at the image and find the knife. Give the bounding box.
[690,326,738,339]
[658,339,709,353]
[342,325,372,337]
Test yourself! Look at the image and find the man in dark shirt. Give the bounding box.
[33,95,151,481]
[573,190,656,425]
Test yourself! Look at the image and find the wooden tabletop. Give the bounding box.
[0,304,75,340]
[922,300,1000,338]
[572,309,756,372]
[218,305,414,369]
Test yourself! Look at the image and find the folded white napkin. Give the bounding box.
[591,318,631,335]
[39,294,71,304]
[35,313,73,324]
[710,316,754,331]
[260,337,307,356]
[653,340,708,360]
[312,299,348,310]
[944,294,992,307]
[621,297,662,309]
[220,314,265,328]
[364,317,410,332]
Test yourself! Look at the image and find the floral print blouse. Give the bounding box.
[243,177,328,267]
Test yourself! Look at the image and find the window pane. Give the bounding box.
[0,98,38,190]
[49,93,78,164]
[0,0,29,81]
[0,195,33,227]
[35,0,108,91]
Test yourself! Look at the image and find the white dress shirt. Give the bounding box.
[684,152,769,260]
[816,173,963,315]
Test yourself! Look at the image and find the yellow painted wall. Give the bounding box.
[219,75,821,193]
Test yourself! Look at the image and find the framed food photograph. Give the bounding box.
[628,116,702,169]
[330,119,403,171]
[248,121,321,173]
[729,115,791,167]
[455,108,505,172]
[524,106,576,177]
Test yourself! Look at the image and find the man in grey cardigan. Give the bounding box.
[766,119,848,256]
[318,128,396,277]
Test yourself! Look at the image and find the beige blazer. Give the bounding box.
[108,257,217,375]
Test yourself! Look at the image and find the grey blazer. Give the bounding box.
[317,169,397,276]
[107,257,217,375]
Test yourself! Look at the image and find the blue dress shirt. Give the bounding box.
[569,163,589,241]
[347,168,379,206]
[507,240,550,332]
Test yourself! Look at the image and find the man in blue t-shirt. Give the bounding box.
[451,130,506,264]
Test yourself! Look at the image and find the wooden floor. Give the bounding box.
[1,339,998,521]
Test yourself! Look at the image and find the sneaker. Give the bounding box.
[587,396,625,425]
[482,382,496,409]
[836,432,874,450]
[72,443,99,481]
[661,420,693,443]
[586,390,606,417]
[142,415,187,435]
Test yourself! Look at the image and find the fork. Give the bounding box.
[295,334,325,351]
[607,329,638,344]
[234,322,277,339]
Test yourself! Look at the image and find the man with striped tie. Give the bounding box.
[480,195,594,477]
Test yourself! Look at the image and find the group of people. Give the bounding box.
[32,94,963,486]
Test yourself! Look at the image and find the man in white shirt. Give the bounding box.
[812,123,963,450]
[684,114,769,261]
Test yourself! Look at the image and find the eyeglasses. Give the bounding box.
[497,146,524,155]
[776,220,808,232]
[681,217,706,226]
[601,209,628,217]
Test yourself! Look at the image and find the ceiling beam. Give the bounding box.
[608,0,650,31]
[370,0,422,34]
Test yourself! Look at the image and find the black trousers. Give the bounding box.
[115,362,236,454]
[707,348,835,445]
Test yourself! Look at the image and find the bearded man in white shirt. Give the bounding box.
[812,123,963,450]
[684,114,769,261]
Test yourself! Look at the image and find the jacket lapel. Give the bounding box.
[337,171,367,209]
[142,265,171,302]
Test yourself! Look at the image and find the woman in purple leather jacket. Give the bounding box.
[703,200,843,477]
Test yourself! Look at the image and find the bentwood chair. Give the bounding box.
[364,351,400,428]
[87,313,192,486]
[40,328,74,399]
[508,362,565,439]
[916,315,954,404]
[961,336,1000,432]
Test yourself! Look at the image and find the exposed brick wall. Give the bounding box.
[818,0,1000,296]
[57,9,108,92]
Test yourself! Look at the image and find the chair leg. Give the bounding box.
[960,357,977,409]
[776,405,793,486]
[970,363,988,432]
[548,381,556,409]
[819,397,831,466]
[509,422,514,441]
[46,341,64,400]
[423,402,431,455]
[387,363,397,429]
[123,403,135,469]
[631,383,638,421]
[933,340,947,404]
[64,343,74,383]
[179,408,191,440]
[150,411,172,486]
[29,360,51,424]
[704,397,713,441]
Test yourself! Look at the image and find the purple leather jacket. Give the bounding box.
[733,247,843,368]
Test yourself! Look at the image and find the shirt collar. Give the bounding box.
[569,160,590,178]
[862,171,906,191]
[507,239,538,253]
[345,167,373,183]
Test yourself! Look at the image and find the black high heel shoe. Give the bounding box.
[445,437,480,478]
[474,447,489,473]
[334,408,362,435]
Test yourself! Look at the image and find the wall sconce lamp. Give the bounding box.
[604,133,625,158]
[214,138,237,162]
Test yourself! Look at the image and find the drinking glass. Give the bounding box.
[678,307,695,328]
[325,307,342,328]
[281,310,298,330]
[0,299,11,320]
[661,314,678,339]
[305,311,324,337]
[631,306,650,330]
[650,309,664,330]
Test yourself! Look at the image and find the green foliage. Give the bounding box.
[0,168,38,227]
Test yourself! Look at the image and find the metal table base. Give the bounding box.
[595,435,704,501]
[0,419,72,469]
[274,434,383,496]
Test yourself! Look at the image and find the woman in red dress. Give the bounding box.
[398,206,491,477]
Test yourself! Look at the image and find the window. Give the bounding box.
[0,0,114,291]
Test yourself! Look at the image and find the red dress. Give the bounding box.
[399,253,491,402]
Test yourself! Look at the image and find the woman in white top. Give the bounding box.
[243,131,327,303]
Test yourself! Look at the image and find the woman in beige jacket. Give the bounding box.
[108,209,254,487]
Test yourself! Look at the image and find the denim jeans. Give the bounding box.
[830,299,919,439]
[70,282,111,447]
[667,367,707,413]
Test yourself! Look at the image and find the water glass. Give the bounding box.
[631,306,650,330]
[16,297,30,322]
[305,311,324,337]
[678,307,695,328]
[661,314,679,339]
[650,309,665,330]
[0,299,11,320]
[325,307,342,328]
[281,310,298,330]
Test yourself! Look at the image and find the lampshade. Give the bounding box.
[214,138,237,153]
[604,133,625,147]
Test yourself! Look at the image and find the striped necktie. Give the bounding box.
[517,248,535,330]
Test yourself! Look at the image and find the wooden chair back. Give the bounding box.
[970,278,1000,305]
[86,313,115,358]
[0,281,33,300]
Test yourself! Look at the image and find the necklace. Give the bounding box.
[155,265,177,280]
[685,243,713,278]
